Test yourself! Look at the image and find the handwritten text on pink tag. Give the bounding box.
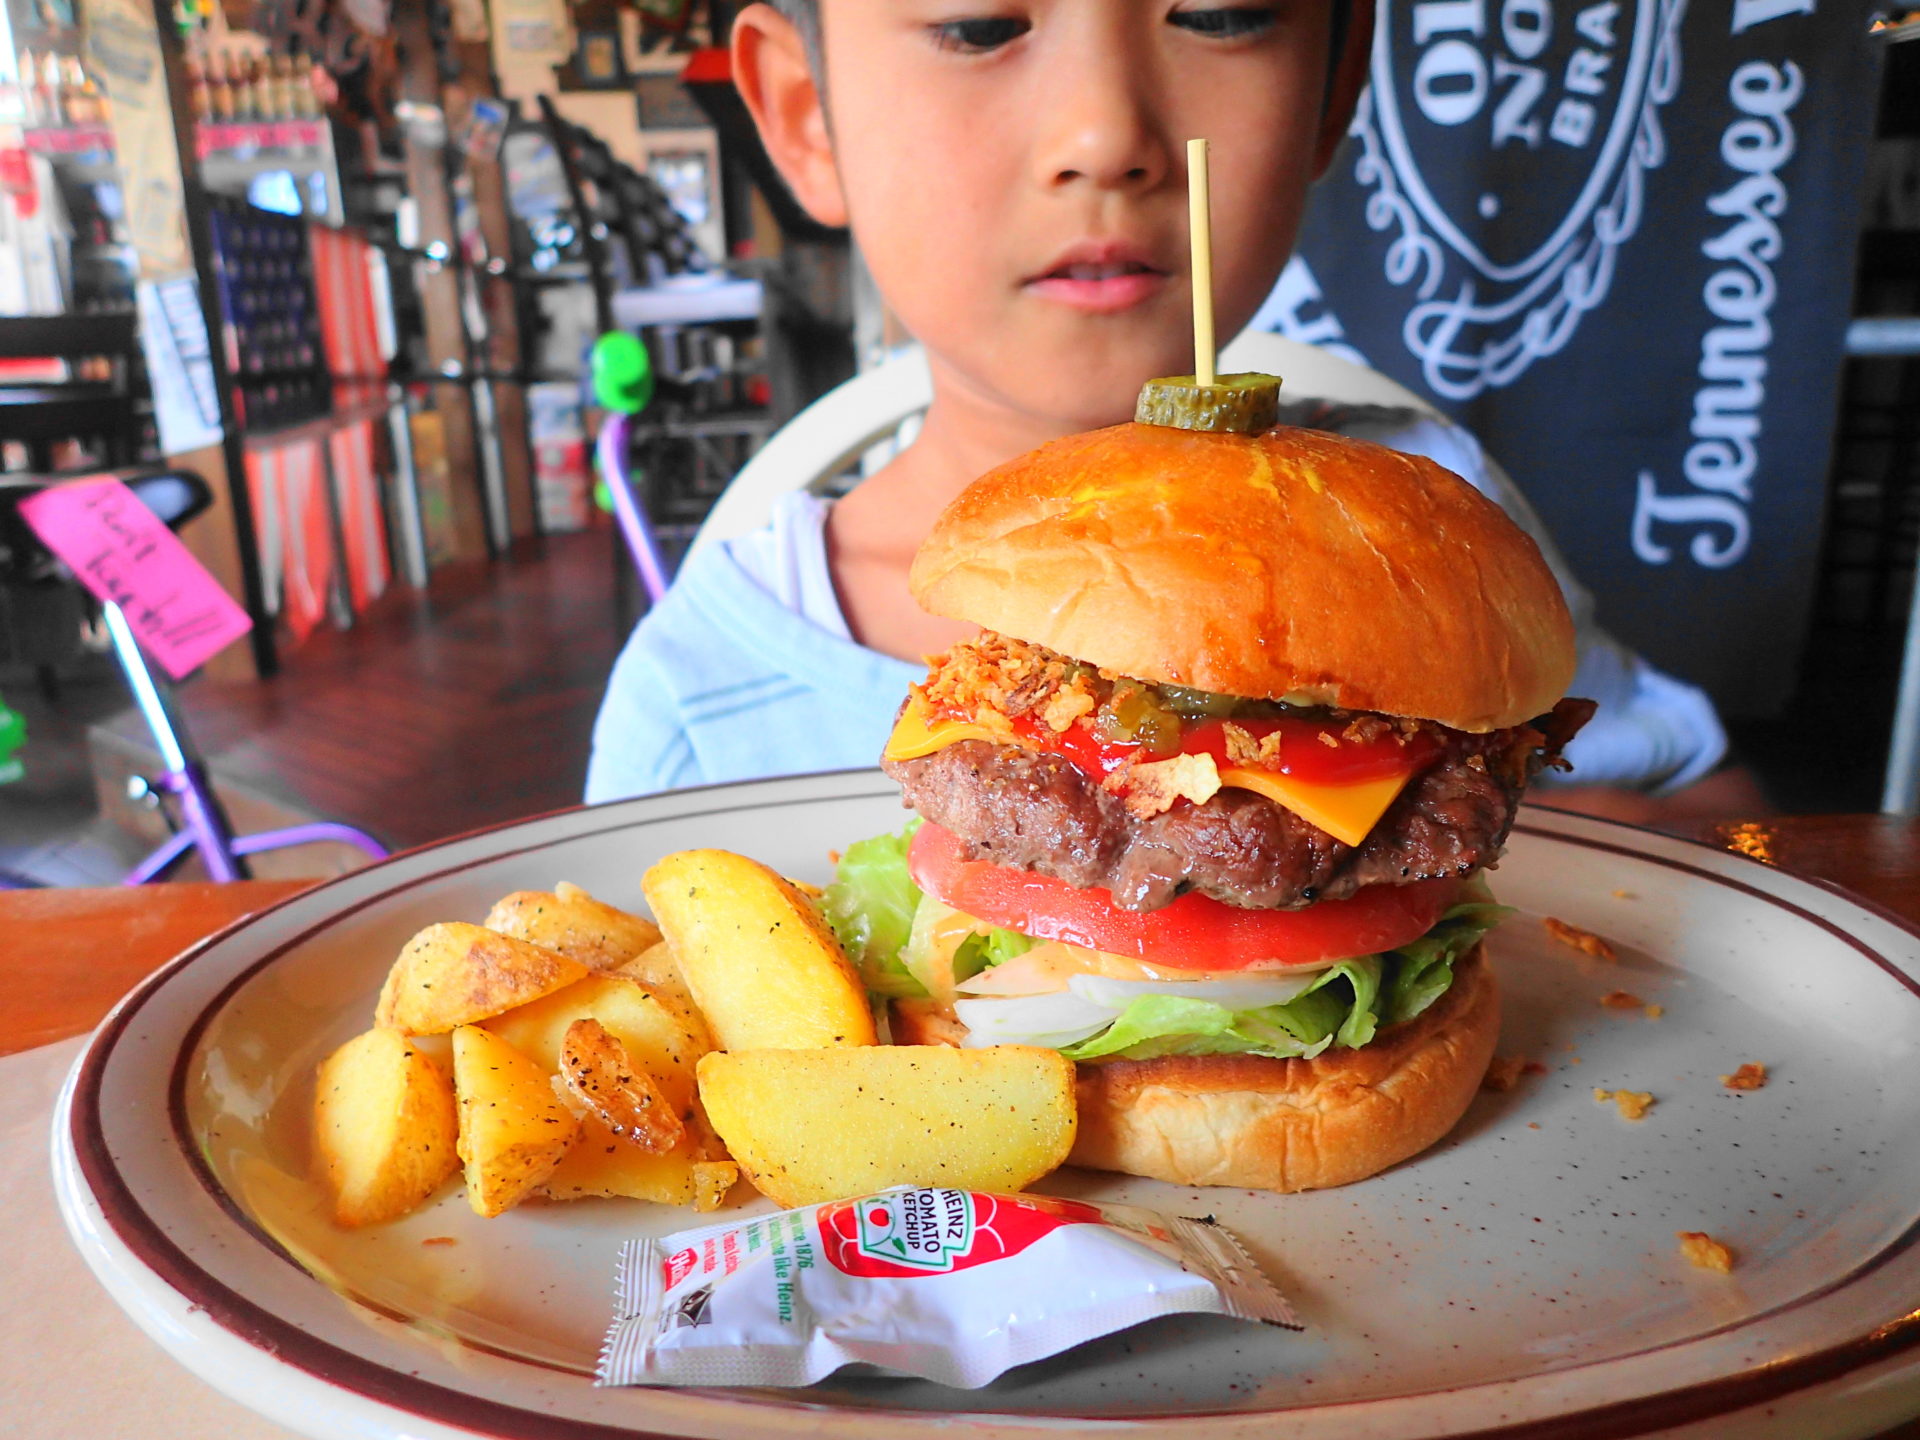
[19,477,252,680]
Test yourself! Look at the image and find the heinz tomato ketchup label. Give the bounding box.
[599,1187,1296,1390]
[817,1188,1110,1277]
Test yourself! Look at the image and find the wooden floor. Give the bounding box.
[101,530,634,852]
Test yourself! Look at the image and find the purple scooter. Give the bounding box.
[3,469,387,885]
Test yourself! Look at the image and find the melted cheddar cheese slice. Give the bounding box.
[882,696,1412,847]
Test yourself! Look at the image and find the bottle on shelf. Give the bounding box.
[232,54,257,122]
[248,54,274,123]
[61,56,100,126]
[28,49,58,128]
[17,48,35,125]
[263,53,287,122]
[187,53,210,122]
[209,51,234,122]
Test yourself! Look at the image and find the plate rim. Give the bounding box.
[59,775,1920,1439]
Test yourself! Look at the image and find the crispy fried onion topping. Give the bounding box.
[1106,751,1222,819]
[914,633,1098,732]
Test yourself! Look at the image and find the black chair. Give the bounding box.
[0,312,147,472]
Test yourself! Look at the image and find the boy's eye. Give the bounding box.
[930,15,1031,52]
[1169,5,1280,38]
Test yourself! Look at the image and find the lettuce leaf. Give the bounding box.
[824,819,1033,1000]
[821,820,926,999]
[1061,893,1505,1063]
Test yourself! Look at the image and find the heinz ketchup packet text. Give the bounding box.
[598,1187,1296,1389]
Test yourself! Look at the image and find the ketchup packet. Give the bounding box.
[598,1187,1297,1389]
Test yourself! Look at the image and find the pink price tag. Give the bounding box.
[19,477,252,680]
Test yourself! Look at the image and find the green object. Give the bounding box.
[0,693,24,785]
[1135,372,1282,433]
[822,819,928,999]
[593,477,615,514]
[591,331,654,415]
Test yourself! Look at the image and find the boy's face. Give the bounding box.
[739,0,1361,434]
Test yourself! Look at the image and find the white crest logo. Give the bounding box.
[1351,0,1688,399]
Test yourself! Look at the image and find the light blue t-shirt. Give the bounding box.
[586,413,1728,804]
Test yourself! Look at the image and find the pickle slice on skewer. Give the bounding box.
[1135,372,1282,434]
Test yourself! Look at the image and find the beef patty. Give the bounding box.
[883,699,1593,912]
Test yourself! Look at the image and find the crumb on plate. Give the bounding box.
[1611,889,1635,900]
[1720,1062,1768,1091]
[1644,1003,1665,1020]
[1676,1231,1734,1273]
[421,1236,458,1248]
[1545,917,1617,961]
[1601,990,1647,1010]
[1482,1055,1528,1092]
[1594,1088,1655,1121]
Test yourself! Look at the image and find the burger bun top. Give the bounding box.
[909,422,1576,733]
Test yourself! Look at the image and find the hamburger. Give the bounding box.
[823,376,1593,1193]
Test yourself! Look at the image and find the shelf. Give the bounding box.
[240,392,394,452]
[195,119,328,159]
[23,125,115,155]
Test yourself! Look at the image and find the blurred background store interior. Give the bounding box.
[1,0,1918,886]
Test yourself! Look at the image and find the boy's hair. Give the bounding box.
[769,0,825,79]
[765,0,1355,98]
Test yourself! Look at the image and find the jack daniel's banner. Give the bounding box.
[1263,0,1882,714]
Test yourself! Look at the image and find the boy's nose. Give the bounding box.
[1032,67,1170,194]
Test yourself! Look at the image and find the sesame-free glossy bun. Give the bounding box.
[910,424,1575,732]
[1067,944,1499,1192]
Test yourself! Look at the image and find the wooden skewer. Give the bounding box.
[1188,137,1216,388]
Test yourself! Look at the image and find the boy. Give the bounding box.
[587,0,1748,821]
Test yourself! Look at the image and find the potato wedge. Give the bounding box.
[559,1018,684,1153]
[375,923,589,1035]
[612,941,711,1049]
[697,1045,1075,1207]
[642,850,875,1051]
[450,1025,581,1217]
[543,1121,737,1211]
[482,973,703,1115]
[483,884,662,970]
[313,1028,460,1227]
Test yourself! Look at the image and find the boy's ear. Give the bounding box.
[1313,0,1377,178]
[732,3,849,229]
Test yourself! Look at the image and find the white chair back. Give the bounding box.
[687,332,1441,554]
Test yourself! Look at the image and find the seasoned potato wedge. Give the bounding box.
[697,1045,1076,1207]
[543,1120,737,1211]
[642,850,876,1051]
[313,1028,460,1227]
[450,1025,581,1217]
[612,941,711,1049]
[559,1018,684,1153]
[483,883,662,970]
[482,973,703,1115]
[375,923,588,1035]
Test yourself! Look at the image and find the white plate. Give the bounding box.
[51,773,1920,1439]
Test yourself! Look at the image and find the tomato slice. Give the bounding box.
[908,821,1460,971]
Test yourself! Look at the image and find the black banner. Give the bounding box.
[1265,0,1883,714]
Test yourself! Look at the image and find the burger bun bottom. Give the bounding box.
[893,944,1498,1193]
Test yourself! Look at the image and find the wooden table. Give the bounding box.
[0,879,312,1057]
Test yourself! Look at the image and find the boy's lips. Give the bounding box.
[1025,242,1170,314]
